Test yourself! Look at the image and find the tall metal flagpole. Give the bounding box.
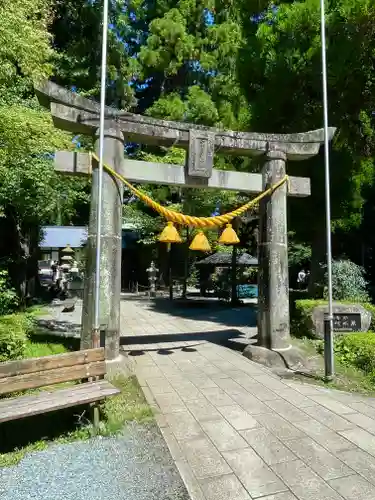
[320,0,334,380]
[93,0,109,348]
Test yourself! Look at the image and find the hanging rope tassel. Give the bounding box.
[218,224,240,245]
[159,221,182,243]
[189,231,211,252]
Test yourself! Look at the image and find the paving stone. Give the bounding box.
[223,447,288,498]
[276,388,316,408]
[241,427,297,465]
[212,360,238,372]
[172,384,204,402]
[283,381,325,396]
[160,426,185,461]
[238,381,279,402]
[284,436,352,480]
[310,395,358,415]
[186,374,218,389]
[265,399,310,423]
[338,448,375,486]
[260,494,298,500]
[186,399,222,422]
[198,474,251,500]
[175,459,206,500]
[272,459,344,500]
[164,411,203,441]
[329,474,375,500]
[136,365,164,378]
[253,375,289,391]
[200,364,223,376]
[231,392,274,415]
[302,404,355,431]
[347,402,375,418]
[200,387,236,407]
[218,404,261,431]
[201,418,248,451]
[343,412,375,435]
[253,413,306,441]
[293,419,355,454]
[339,428,375,458]
[180,436,232,479]
[146,377,175,394]
[214,377,250,395]
[153,390,187,413]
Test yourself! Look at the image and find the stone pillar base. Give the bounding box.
[243,344,308,373]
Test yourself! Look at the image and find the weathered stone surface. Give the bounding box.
[54,151,311,196]
[310,303,371,339]
[258,150,290,350]
[36,80,336,160]
[80,124,125,360]
[187,129,215,178]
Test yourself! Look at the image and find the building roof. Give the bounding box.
[40,226,88,249]
[196,251,258,267]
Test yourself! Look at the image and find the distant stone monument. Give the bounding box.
[36,81,335,364]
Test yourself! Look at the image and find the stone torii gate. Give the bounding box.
[36,81,335,363]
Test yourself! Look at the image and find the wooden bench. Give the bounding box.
[0,347,120,425]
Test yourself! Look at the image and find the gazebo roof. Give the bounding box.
[196,251,258,267]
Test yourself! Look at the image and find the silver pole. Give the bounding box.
[93,0,109,348]
[320,0,334,380]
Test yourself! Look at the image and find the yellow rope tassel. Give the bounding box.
[90,153,289,229]
[218,224,240,245]
[158,222,182,243]
[189,231,211,252]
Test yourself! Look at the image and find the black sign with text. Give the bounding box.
[328,313,362,332]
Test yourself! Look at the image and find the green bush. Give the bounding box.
[291,299,375,338]
[334,333,375,380]
[326,259,369,302]
[0,313,34,362]
[0,270,19,315]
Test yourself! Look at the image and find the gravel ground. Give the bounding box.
[0,422,189,500]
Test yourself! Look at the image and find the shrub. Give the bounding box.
[326,259,369,302]
[0,270,19,315]
[0,313,34,362]
[291,299,375,338]
[334,333,375,380]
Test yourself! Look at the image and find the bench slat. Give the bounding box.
[0,381,120,423]
[0,361,106,395]
[0,348,105,379]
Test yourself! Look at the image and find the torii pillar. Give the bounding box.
[35,81,335,365]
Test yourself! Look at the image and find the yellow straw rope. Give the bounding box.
[91,153,289,228]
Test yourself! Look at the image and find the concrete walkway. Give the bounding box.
[126,341,375,500]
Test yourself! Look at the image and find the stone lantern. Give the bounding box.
[61,244,74,271]
[146,261,159,298]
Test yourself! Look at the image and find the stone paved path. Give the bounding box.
[126,340,375,500]
[40,296,375,499]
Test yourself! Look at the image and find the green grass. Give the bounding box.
[23,338,68,358]
[290,336,375,395]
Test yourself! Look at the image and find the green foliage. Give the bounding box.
[292,299,375,338]
[334,333,375,381]
[0,0,53,84]
[0,313,34,362]
[326,260,370,302]
[0,271,19,315]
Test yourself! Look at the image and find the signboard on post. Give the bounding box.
[325,313,362,333]
[333,313,361,332]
